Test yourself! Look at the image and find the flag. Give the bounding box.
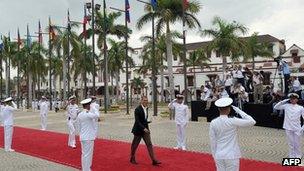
[83,16,88,38]
[17,28,22,48]
[125,0,130,23]
[38,20,43,44]
[49,17,56,41]
[26,25,32,48]
[151,0,157,9]
[183,0,189,9]
[67,10,71,32]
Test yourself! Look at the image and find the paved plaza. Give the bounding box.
[0,107,302,170]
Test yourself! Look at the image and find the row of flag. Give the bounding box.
[0,0,189,50]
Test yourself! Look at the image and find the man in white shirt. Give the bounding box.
[77,98,100,171]
[274,93,304,158]
[253,71,264,103]
[291,77,302,99]
[39,96,49,130]
[168,94,189,150]
[209,97,256,171]
[90,96,100,137]
[1,97,18,152]
[65,95,80,148]
[201,86,211,101]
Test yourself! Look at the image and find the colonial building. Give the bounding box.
[38,34,303,103]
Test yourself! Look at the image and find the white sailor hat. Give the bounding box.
[69,95,76,100]
[3,97,13,103]
[288,93,299,99]
[215,97,233,108]
[80,98,92,105]
[176,94,184,98]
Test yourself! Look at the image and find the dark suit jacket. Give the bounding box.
[131,105,149,135]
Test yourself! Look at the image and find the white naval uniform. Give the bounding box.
[90,102,100,137]
[168,100,189,149]
[39,101,49,130]
[67,104,80,147]
[77,109,99,171]
[2,102,17,151]
[209,106,256,171]
[274,99,304,158]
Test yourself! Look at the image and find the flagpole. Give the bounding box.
[182,0,188,104]
[0,35,3,99]
[92,0,96,96]
[84,4,88,98]
[67,10,71,96]
[103,0,109,113]
[137,0,158,116]
[26,25,30,109]
[48,17,53,110]
[17,28,21,108]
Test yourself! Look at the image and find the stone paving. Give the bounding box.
[0,107,303,170]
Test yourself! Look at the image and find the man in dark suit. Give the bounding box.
[130,96,161,165]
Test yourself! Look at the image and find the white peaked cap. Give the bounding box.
[69,95,76,100]
[80,98,92,105]
[215,97,233,108]
[288,93,299,99]
[3,97,13,102]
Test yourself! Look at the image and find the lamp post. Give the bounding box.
[86,0,101,96]
[137,0,158,116]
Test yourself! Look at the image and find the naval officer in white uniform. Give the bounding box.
[77,98,100,171]
[209,97,256,171]
[90,96,100,137]
[168,94,189,150]
[65,95,79,148]
[39,96,49,130]
[274,93,304,158]
[1,97,18,152]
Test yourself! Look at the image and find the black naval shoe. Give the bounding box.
[152,160,161,166]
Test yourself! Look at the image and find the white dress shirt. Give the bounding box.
[209,106,256,159]
[224,78,233,87]
[77,109,99,141]
[219,90,229,98]
[67,104,79,120]
[253,75,263,85]
[201,88,211,101]
[168,101,189,125]
[274,99,304,131]
[90,102,100,117]
[1,102,17,126]
[141,105,148,120]
[293,79,302,92]
[236,70,244,79]
[39,101,49,114]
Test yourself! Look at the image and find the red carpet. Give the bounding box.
[0,126,303,171]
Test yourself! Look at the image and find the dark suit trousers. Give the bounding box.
[131,132,156,161]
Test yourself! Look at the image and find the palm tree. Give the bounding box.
[104,38,134,103]
[244,33,274,69]
[52,22,81,100]
[201,17,248,78]
[131,77,146,101]
[137,0,201,101]
[187,48,210,100]
[138,32,182,102]
[71,43,95,100]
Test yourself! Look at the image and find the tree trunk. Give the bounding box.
[193,65,197,100]
[252,56,255,70]
[83,71,87,98]
[166,22,175,101]
[28,72,33,107]
[115,72,119,103]
[222,56,227,79]
[160,64,164,102]
[53,75,57,100]
[5,58,9,96]
[63,55,67,100]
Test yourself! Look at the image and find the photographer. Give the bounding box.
[280,60,291,95]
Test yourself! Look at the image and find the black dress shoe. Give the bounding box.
[152,160,161,165]
[130,157,138,165]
